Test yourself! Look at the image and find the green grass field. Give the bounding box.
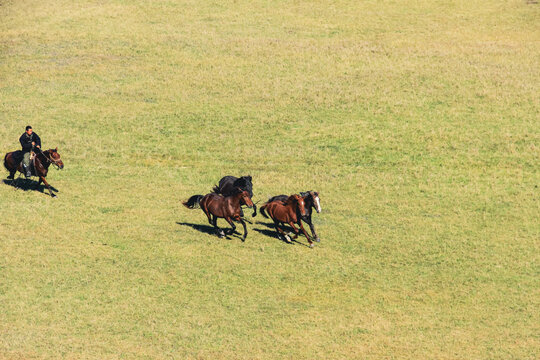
[1,0,539,358]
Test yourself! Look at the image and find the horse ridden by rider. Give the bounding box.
[19,125,41,178]
[4,126,64,197]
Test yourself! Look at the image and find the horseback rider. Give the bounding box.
[19,125,41,178]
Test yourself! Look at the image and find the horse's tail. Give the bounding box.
[183,195,203,209]
[260,203,269,218]
[212,184,221,194]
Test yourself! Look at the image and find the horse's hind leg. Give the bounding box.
[274,220,291,243]
[212,216,225,238]
[205,211,212,225]
[224,216,237,236]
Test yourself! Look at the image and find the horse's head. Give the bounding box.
[300,191,321,213]
[292,194,307,217]
[239,190,254,208]
[309,191,321,213]
[47,147,64,169]
[235,175,253,197]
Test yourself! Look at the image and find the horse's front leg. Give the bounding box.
[39,176,55,197]
[235,216,248,241]
[288,222,301,239]
[251,203,257,217]
[298,221,314,247]
[307,219,320,242]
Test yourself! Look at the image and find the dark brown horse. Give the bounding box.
[4,148,64,197]
[260,194,313,247]
[183,188,254,241]
[212,175,257,217]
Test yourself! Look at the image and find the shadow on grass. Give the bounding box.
[175,222,246,241]
[254,222,312,247]
[176,222,216,236]
[3,178,59,195]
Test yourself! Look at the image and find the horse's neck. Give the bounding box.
[303,196,314,212]
[37,152,50,169]
[285,196,297,206]
[228,193,242,206]
[282,197,296,214]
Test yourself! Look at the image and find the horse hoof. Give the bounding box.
[315,238,321,242]
[309,243,315,248]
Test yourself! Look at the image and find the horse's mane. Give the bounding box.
[285,194,300,205]
[219,187,244,198]
[35,149,53,162]
[213,175,253,195]
[300,190,318,197]
[300,191,315,203]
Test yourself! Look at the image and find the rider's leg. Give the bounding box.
[22,152,31,178]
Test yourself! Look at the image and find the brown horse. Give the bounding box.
[267,191,322,242]
[4,148,64,197]
[260,194,313,247]
[183,188,254,241]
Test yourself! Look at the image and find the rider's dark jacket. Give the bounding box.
[19,132,41,153]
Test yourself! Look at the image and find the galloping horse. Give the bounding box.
[267,191,322,242]
[260,194,313,247]
[213,175,257,217]
[4,148,64,197]
[183,188,254,241]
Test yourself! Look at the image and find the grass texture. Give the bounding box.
[0,0,539,358]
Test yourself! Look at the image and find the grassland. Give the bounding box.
[1,0,539,358]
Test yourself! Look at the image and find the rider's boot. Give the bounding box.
[23,164,31,178]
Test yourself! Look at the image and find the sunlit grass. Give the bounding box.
[1,0,538,358]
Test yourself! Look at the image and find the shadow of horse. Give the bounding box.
[2,178,59,195]
[176,222,244,240]
[253,223,311,247]
[176,222,215,235]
